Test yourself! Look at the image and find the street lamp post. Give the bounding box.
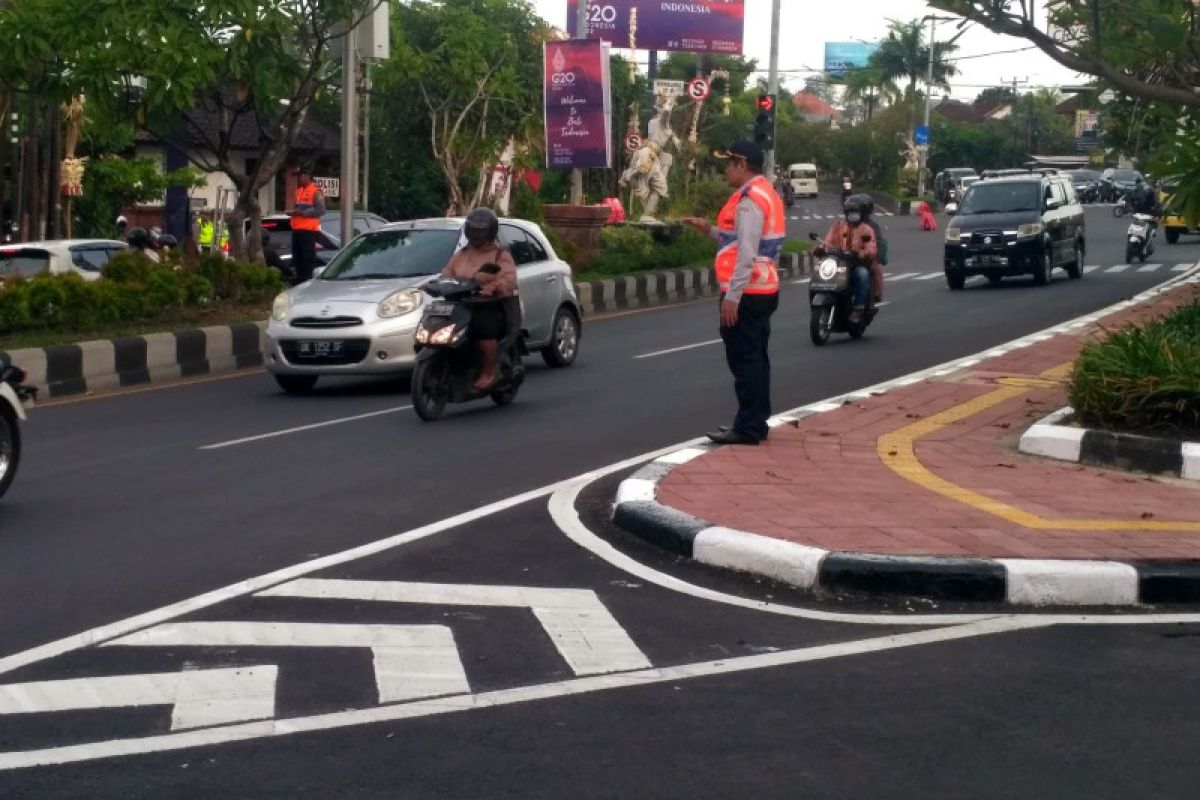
[916,14,966,201]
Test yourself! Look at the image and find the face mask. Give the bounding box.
[845,213,861,224]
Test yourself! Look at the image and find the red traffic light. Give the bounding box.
[756,94,775,112]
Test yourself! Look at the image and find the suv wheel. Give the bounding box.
[1033,249,1053,286]
[1066,241,1084,279]
[945,269,966,291]
[0,405,20,500]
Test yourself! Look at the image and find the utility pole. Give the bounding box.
[570,0,588,206]
[362,63,371,211]
[340,21,358,246]
[764,0,781,177]
[916,15,936,201]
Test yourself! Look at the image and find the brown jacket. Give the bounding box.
[440,245,518,296]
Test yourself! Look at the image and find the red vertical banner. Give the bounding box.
[544,40,612,170]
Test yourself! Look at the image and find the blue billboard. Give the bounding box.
[823,42,878,79]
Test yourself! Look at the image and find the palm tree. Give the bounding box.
[870,19,960,126]
[841,66,899,122]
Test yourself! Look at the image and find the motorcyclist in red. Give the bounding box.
[817,195,878,325]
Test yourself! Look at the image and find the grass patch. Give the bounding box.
[1068,298,1200,437]
[1,304,269,350]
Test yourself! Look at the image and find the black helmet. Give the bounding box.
[842,195,868,222]
[850,193,875,219]
[156,234,178,248]
[463,208,499,248]
[127,227,154,248]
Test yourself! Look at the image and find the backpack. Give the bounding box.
[867,219,889,266]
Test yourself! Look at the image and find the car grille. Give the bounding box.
[966,230,1015,252]
[290,316,364,329]
[279,338,371,366]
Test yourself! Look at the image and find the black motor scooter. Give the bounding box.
[807,233,877,345]
[411,274,525,421]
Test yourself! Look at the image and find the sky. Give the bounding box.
[531,0,1086,103]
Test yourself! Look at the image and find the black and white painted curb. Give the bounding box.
[613,265,1200,607]
[1020,406,1200,482]
[3,255,814,399]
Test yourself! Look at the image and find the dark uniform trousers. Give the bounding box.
[720,292,779,441]
[292,230,318,283]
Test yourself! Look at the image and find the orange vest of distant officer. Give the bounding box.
[714,174,785,296]
[291,183,321,232]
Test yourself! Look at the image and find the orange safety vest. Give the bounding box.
[714,174,785,296]
[291,183,321,232]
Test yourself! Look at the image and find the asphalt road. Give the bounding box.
[2,197,1199,797]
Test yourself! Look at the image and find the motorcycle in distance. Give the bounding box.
[776,179,796,208]
[806,232,877,345]
[944,188,960,215]
[410,271,525,422]
[1112,193,1129,218]
[840,178,853,204]
[0,355,36,500]
[1125,212,1158,264]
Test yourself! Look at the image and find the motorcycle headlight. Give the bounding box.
[945,226,962,243]
[1017,222,1045,238]
[816,257,839,281]
[378,288,423,319]
[431,325,457,344]
[271,291,292,322]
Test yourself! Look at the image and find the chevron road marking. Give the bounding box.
[257,579,653,676]
[0,666,278,731]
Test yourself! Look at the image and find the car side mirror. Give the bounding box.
[1045,198,1061,210]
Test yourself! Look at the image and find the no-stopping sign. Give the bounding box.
[687,77,710,101]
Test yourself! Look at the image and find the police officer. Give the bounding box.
[290,166,325,282]
[197,212,215,253]
[682,140,785,446]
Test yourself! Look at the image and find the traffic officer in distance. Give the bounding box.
[290,166,326,282]
[682,139,785,446]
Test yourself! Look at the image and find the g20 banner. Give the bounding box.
[823,41,878,79]
[566,0,744,54]
[544,40,613,169]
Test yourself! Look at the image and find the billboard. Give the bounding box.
[566,0,744,54]
[544,40,613,169]
[823,41,878,79]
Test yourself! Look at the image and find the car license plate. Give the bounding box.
[427,301,454,315]
[296,340,344,357]
[967,255,1008,267]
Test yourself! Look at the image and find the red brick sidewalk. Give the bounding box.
[656,282,1200,561]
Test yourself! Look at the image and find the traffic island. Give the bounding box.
[613,268,1200,607]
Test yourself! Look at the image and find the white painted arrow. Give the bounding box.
[257,580,652,676]
[105,622,469,704]
[0,666,277,731]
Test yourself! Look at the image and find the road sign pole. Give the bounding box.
[764,0,781,177]
[570,1,588,206]
[917,15,936,201]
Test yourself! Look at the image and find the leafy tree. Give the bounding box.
[870,18,960,111]
[74,156,205,239]
[972,86,1016,110]
[840,66,899,122]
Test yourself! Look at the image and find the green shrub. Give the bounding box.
[675,176,731,218]
[1069,302,1200,436]
[585,224,716,278]
[196,255,243,301]
[237,263,286,304]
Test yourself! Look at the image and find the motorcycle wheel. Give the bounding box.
[848,318,866,340]
[412,357,449,422]
[1125,244,1137,264]
[1113,204,1126,218]
[490,384,519,407]
[809,307,833,346]
[0,406,19,501]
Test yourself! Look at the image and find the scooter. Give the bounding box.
[807,234,877,345]
[841,180,853,203]
[1112,194,1128,218]
[0,356,35,500]
[411,275,525,421]
[944,188,960,215]
[1125,213,1157,263]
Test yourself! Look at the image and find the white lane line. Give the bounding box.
[634,338,723,359]
[915,272,944,281]
[0,618,1048,772]
[1137,263,1163,272]
[889,272,921,281]
[0,666,278,732]
[107,622,469,704]
[258,579,652,676]
[1174,263,1195,272]
[199,406,413,450]
[1106,264,1131,273]
[1083,265,1100,273]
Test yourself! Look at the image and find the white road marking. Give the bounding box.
[108,622,470,703]
[915,272,944,280]
[889,272,921,281]
[258,579,652,676]
[1105,264,1131,273]
[0,618,1048,771]
[634,338,722,359]
[1137,263,1163,272]
[0,666,278,732]
[200,406,413,450]
[1173,263,1194,272]
[1084,265,1100,273]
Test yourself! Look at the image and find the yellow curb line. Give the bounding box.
[876,362,1200,533]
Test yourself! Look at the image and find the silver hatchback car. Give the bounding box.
[265,217,582,393]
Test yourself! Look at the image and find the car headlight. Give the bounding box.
[431,325,457,344]
[816,257,839,281]
[271,291,292,321]
[378,288,423,318]
[1017,222,1045,238]
[945,226,961,242]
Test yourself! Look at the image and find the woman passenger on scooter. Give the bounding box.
[439,208,517,391]
[816,196,878,326]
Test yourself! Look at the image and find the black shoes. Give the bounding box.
[708,428,763,446]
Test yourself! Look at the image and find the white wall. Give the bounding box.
[133,146,274,212]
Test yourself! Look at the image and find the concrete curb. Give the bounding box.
[2,255,814,399]
[612,266,1200,608]
[1020,407,1200,482]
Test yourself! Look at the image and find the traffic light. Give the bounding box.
[753,94,776,150]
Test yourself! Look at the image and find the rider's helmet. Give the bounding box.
[850,193,875,220]
[156,233,178,249]
[126,227,154,249]
[842,195,869,224]
[464,208,499,249]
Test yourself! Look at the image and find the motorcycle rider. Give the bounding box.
[817,195,878,325]
[1128,176,1163,228]
[854,194,887,306]
[439,208,518,392]
[126,227,160,263]
[841,175,853,203]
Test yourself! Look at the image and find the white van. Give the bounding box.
[788,163,819,198]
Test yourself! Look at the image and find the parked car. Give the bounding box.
[253,211,389,266]
[264,217,583,393]
[944,173,1086,289]
[0,239,127,281]
[787,163,820,198]
[1107,168,1144,201]
[933,168,980,203]
[1066,168,1102,203]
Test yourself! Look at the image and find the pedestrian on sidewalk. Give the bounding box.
[681,139,785,446]
[290,166,326,283]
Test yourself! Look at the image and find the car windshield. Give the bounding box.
[790,168,816,179]
[1070,170,1099,182]
[320,228,458,281]
[1114,170,1141,182]
[959,182,1041,214]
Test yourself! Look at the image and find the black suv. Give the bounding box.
[943,174,1086,289]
